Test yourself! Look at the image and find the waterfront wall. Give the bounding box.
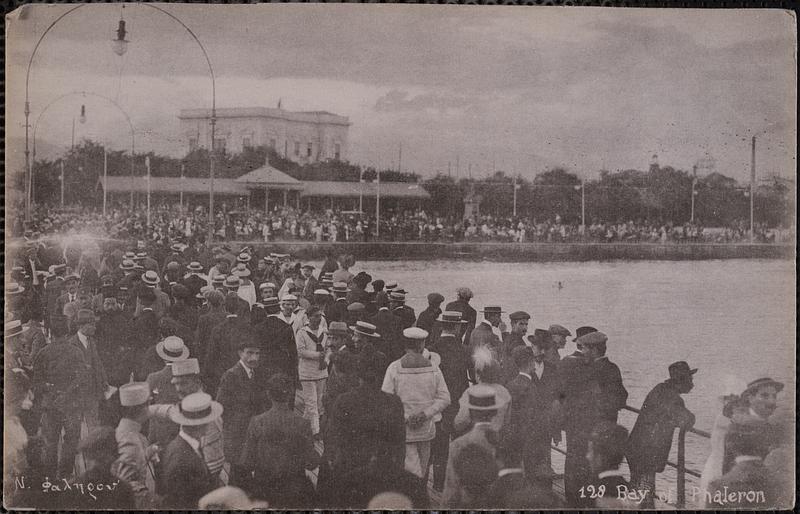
[236,241,795,262]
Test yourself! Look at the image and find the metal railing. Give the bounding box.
[550,404,711,509]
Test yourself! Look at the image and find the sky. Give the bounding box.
[5,4,797,182]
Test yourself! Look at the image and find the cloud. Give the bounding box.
[374,90,481,113]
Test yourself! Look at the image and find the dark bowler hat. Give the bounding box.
[427,292,445,305]
[576,331,607,347]
[668,361,698,381]
[509,311,531,321]
[482,306,505,315]
[549,324,571,337]
[573,326,597,341]
[527,328,552,348]
[437,311,467,324]
[743,377,784,396]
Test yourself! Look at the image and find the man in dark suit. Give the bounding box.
[44,263,67,335]
[238,374,320,508]
[253,297,299,388]
[583,332,628,423]
[32,324,90,478]
[444,287,477,344]
[160,392,221,510]
[498,312,531,383]
[525,333,561,481]
[415,292,445,337]
[327,347,405,485]
[325,283,349,323]
[181,261,208,299]
[389,291,416,329]
[367,304,403,361]
[427,311,471,491]
[216,337,271,487]
[51,274,79,339]
[67,309,109,429]
[195,289,226,360]
[486,438,563,509]
[204,293,256,394]
[131,289,161,380]
[586,422,634,509]
[626,361,696,508]
[145,336,190,448]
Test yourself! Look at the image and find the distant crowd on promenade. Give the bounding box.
[10,201,791,245]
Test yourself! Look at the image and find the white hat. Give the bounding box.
[169,392,223,426]
[156,336,190,362]
[5,320,29,338]
[403,327,429,340]
[259,282,277,291]
[351,321,380,338]
[282,294,298,302]
[171,358,200,377]
[196,285,214,299]
[313,289,330,295]
[232,264,251,277]
[119,382,150,407]
[199,486,270,510]
[142,270,160,286]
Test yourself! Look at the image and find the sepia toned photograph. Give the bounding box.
[4,3,796,510]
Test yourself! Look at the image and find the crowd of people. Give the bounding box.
[4,234,793,510]
[9,201,790,244]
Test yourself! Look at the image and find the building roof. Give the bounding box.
[235,164,303,189]
[300,181,430,199]
[101,176,249,196]
[178,107,350,126]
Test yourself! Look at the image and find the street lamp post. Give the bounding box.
[691,165,697,223]
[31,91,135,213]
[750,135,756,243]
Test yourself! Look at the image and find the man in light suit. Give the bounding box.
[467,306,505,382]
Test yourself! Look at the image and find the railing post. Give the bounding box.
[677,427,686,508]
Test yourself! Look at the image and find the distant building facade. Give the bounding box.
[178,107,350,164]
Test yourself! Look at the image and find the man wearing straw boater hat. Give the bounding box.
[232,263,257,307]
[325,281,350,323]
[135,270,172,320]
[428,310,471,491]
[114,382,158,508]
[146,336,190,447]
[161,392,223,509]
[181,261,208,299]
[253,294,299,388]
[442,383,507,507]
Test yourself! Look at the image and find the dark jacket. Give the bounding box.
[182,274,207,299]
[196,307,226,359]
[160,435,214,510]
[428,333,470,431]
[556,351,597,433]
[707,459,777,509]
[216,362,271,464]
[392,305,417,330]
[415,306,442,341]
[325,298,349,323]
[32,338,89,411]
[67,333,108,408]
[593,356,628,423]
[486,469,563,509]
[146,365,181,448]
[131,309,160,351]
[367,309,403,361]
[444,299,477,343]
[328,383,406,476]
[204,315,254,393]
[627,379,694,472]
[238,405,319,507]
[254,316,299,385]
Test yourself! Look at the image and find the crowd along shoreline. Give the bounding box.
[213,241,795,262]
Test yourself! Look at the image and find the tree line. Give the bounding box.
[29,140,794,228]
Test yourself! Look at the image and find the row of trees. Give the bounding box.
[29,140,794,228]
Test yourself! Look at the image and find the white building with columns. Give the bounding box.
[178,107,350,164]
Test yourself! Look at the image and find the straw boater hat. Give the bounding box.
[237,252,251,264]
[232,264,251,278]
[351,321,380,338]
[119,382,150,407]
[5,320,30,339]
[142,270,160,286]
[171,358,201,377]
[437,311,468,324]
[7,282,25,295]
[224,275,242,289]
[169,392,223,426]
[156,336,190,362]
[389,292,406,303]
[135,252,148,260]
[347,302,365,313]
[187,261,203,272]
[196,285,214,300]
[385,282,398,292]
[123,251,137,260]
[170,243,183,253]
[259,282,277,291]
[742,377,784,396]
[403,327,428,341]
[481,306,505,314]
[465,383,508,410]
[212,275,226,286]
[281,294,298,303]
[331,282,349,294]
[314,288,331,296]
